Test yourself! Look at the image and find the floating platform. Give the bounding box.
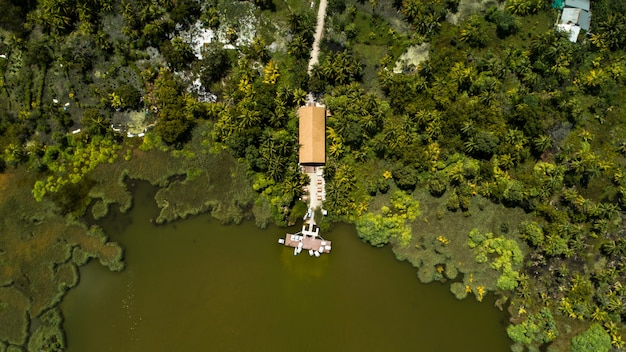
[279,224,331,256]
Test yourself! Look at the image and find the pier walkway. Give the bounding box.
[279,223,332,256]
[302,166,325,212]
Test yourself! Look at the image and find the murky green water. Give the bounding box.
[61,182,511,351]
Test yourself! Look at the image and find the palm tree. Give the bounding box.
[237,107,261,130]
[287,34,309,59]
[292,88,307,107]
[464,138,477,153]
[591,14,626,51]
[401,0,421,23]
[4,143,24,166]
[533,135,553,153]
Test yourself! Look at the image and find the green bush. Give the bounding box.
[356,213,411,247]
[450,282,468,299]
[571,323,611,352]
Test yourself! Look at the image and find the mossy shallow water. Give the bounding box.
[0,169,124,350]
[390,190,531,301]
[61,185,512,351]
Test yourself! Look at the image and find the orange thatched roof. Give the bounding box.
[298,105,326,165]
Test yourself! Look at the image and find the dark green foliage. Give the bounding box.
[194,44,232,87]
[311,50,363,91]
[60,32,97,73]
[392,164,417,191]
[160,37,196,71]
[507,308,558,345]
[287,200,308,225]
[400,0,446,36]
[248,0,275,10]
[170,0,202,31]
[589,0,626,51]
[24,38,53,68]
[153,73,195,145]
[81,109,110,135]
[327,0,346,14]
[287,11,315,38]
[428,173,447,197]
[459,15,488,48]
[114,84,142,110]
[466,130,499,159]
[0,0,29,35]
[485,6,519,38]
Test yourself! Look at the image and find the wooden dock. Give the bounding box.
[279,224,332,256]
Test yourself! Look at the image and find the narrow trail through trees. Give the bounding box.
[307,0,328,75]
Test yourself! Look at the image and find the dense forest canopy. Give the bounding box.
[0,0,626,350]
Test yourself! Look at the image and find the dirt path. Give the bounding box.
[307,0,328,75]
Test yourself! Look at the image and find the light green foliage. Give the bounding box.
[468,229,523,291]
[32,135,120,201]
[450,282,469,300]
[571,323,611,352]
[139,132,164,151]
[356,212,411,247]
[186,167,203,180]
[507,308,558,346]
[390,190,421,220]
[357,190,419,247]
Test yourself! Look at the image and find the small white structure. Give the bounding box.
[565,0,589,11]
[557,0,591,43]
[71,129,81,134]
[557,23,582,43]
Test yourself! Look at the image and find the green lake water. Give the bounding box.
[61,182,512,351]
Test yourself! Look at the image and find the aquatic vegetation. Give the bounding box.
[391,190,530,298]
[468,229,523,291]
[0,287,29,346]
[0,0,624,348]
[28,308,65,352]
[0,169,123,349]
[356,190,420,247]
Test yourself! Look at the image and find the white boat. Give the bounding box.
[314,251,320,257]
[294,247,298,256]
[278,238,285,244]
[309,249,314,256]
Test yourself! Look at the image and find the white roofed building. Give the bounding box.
[556,0,592,42]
